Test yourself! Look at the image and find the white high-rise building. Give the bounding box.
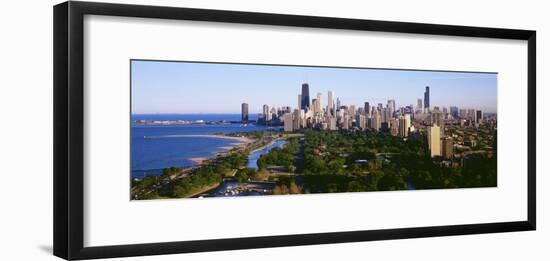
[316,93,322,112]
[356,114,367,129]
[293,109,304,130]
[311,99,319,114]
[372,111,381,131]
[349,105,356,117]
[417,99,423,112]
[263,104,271,121]
[388,99,396,114]
[298,94,302,111]
[428,125,441,157]
[398,114,411,137]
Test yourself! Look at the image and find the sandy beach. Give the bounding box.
[189,157,208,165]
[187,134,255,165]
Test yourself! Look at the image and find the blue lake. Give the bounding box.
[131,114,276,178]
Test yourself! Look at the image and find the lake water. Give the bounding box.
[246,140,287,169]
[131,114,273,178]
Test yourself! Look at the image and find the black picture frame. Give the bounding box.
[53,1,536,260]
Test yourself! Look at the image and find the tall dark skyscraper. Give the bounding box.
[424,86,430,109]
[364,102,370,115]
[241,103,249,123]
[450,106,459,118]
[475,110,483,123]
[301,83,310,110]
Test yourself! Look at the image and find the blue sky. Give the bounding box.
[131,60,497,114]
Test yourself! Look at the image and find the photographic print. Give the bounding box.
[130,60,497,200]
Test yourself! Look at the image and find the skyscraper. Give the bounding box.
[398,114,411,138]
[298,94,302,110]
[316,93,322,112]
[312,99,318,114]
[301,83,310,110]
[450,106,459,119]
[283,113,293,132]
[468,109,476,121]
[356,114,366,129]
[364,102,370,116]
[372,110,381,131]
[431,109,443,127]
[417,99,423,111]
[387,99,396,114]
[424,86,430,110]
[475,110,483,123]
[263,104,271,121]
[327,91,334,116]
[381,107,389,123]
[241,103,249,123]
[428,125,441,157]
[349,105,356,117]
[293,109,303,130]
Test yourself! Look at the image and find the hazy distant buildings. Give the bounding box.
[387,99,396,114]
[316,93,322,113]
[450,106,459,119]
[431,109,443,127]
[239,84,488,171]
[241,103,249,123]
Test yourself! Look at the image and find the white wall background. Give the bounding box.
[0,0,547,260]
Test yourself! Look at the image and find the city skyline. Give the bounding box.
[131,60,498,114]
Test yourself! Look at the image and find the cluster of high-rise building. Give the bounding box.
[241,84,491,158]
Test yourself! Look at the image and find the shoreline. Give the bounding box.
[249,138,284,154]
[186,182,223,198]
[134,134,256,178]
[162,134,254,144]
[189,157,208,165]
